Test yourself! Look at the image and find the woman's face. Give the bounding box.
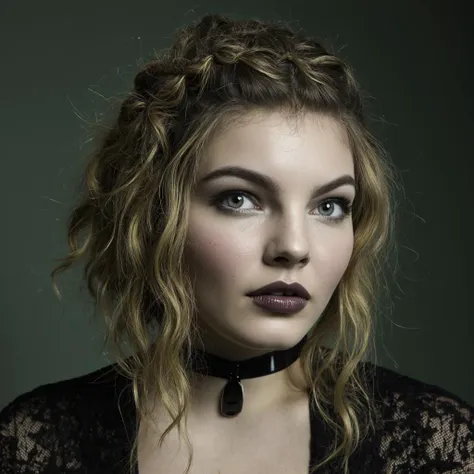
[184,111,355,360]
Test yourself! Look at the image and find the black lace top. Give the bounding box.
[1,359,474,473]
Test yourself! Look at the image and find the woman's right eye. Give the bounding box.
[212,190,260,213]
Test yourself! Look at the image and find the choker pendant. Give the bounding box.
[220,364,244,417]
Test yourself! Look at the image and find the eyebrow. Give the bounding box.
[199,166,356,198]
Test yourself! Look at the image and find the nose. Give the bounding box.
[264,218,310,268]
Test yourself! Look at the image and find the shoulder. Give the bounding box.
[361,360,474,473]
[1,361,126,423]
[0,362,133,472]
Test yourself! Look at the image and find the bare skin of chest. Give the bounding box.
[137,395,310,474]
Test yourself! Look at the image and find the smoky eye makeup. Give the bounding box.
[209,188,354,222]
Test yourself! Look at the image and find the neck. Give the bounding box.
[145,336,309,422]
[185,334,308,418]
[187,356,307,421]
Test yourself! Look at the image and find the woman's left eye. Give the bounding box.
[211,190,353,222]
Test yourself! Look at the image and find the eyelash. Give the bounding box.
[211,190,353,222]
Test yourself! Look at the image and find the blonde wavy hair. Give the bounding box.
[51,13,402,474]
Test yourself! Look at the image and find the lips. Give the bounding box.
[249,294,308,314]
[247,280,310,300]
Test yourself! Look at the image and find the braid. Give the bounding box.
[129,14,363,120]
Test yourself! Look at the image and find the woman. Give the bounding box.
[1,13,473,474]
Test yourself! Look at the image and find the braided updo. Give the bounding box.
[52,13,400,474]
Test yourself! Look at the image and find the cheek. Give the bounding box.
[317,232,354,288]
[184,220,247,290]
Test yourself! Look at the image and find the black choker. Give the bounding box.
[189,335,308,417]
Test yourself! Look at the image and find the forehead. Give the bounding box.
[198,111,353,176]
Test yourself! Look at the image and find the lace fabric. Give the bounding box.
[1,360,473,473]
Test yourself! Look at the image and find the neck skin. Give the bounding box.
[145,338,309,426]
[139,352,309,460]
[187,356,307,422]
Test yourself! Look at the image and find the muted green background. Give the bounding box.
[1,1,472,410]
